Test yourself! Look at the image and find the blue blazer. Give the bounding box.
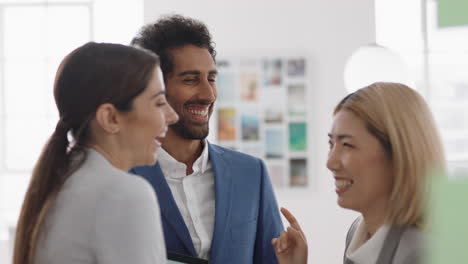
[131,143,283,264]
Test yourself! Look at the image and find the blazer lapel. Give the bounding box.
[376,226,405,264]
[208,143,233,262]
[145,163,197,256]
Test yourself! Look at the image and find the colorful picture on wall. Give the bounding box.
[288,83,306,117]
[240,73,259,101]
[265,128,284,159]
[215,56,308,189]
[288,105,306,118]
[264,106,284,123]
[288,83,306,104]
[287,58,305,77]
[263,58,282,86]
[241,109,260,141]
[267,163,286,188]
[290,158,307,186]
[289,122,307,151]
[217,108,236,141]
[217,72,237,103]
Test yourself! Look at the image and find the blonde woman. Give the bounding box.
[272,82,445,264]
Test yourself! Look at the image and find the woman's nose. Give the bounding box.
[165,104,179,125]
[326,148,341,172]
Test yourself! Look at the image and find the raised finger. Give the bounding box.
[281,207,304,235]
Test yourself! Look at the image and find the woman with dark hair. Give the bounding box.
[12,42,178,264]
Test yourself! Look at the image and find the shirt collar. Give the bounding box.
[346,218,391,264]
[198,140,210,173]
[157,140,210,177]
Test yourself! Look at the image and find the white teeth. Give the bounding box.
[188,109,208,116]
[335,179,352,189]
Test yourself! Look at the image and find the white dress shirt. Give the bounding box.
[346,218,390,264]
[157,142,215,260]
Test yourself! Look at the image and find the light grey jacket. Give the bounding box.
[344,217,425,264]
[35,149,166,264]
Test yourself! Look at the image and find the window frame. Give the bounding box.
[0,1,94,174]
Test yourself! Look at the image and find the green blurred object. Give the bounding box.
[438,0,468,27]
[429,176,468,263]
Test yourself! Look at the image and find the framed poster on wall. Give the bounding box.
[215,56,309,188]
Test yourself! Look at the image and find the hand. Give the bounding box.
[271,207,308,264]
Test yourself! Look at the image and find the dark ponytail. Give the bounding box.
[13,119,73,264]
[13,42,160,264]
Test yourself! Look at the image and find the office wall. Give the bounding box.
[143,0,374,263]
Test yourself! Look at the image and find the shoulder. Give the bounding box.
[395,226,425,264]
[209,143,269,181]
[93,169,160,233]
[209,143,263,165]
[400,226,425,245]
[99,170,157,206]
[60,153,153,202]
[72,153,157,210]
[89,170,165,263]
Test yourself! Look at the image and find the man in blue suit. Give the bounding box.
[130,15,283,264]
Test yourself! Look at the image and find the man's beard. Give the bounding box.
[167,94,214,140]
[170,118,210,140]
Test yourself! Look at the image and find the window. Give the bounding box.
[0,0,143,242]
[376,0,468,173]
[0,2,92,172]
[426,0,468,165]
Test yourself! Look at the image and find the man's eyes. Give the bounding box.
[183,77,216,83]
[183,78,197,83]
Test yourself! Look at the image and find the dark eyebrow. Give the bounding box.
[177,70,218,77]
[178,70,200,77]
[150,91,166,99]
[328,133,353,140]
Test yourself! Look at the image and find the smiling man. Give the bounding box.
[130,15,283,264]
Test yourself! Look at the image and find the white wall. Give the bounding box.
[143,1,374,263]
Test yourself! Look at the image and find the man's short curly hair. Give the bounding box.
[131,15,216,78]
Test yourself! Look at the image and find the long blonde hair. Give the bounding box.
[334,82,445,227]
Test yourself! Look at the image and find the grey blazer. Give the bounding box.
[35,149,166,264]
[344,217,425,264]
